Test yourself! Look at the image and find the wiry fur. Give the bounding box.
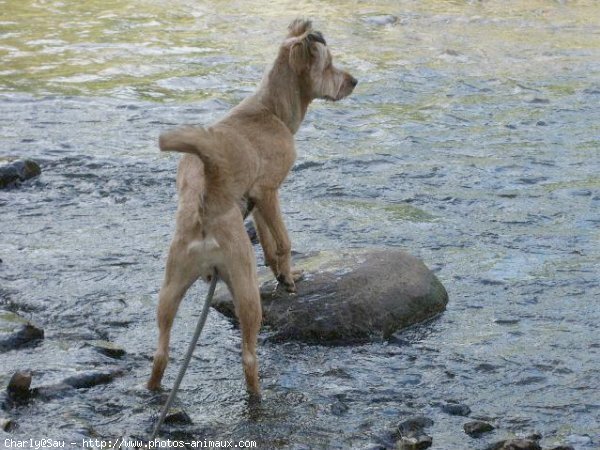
[148,19,357,397]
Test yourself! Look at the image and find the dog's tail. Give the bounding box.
[159,126,227,174]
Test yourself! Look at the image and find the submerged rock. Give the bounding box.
[0,158,41,188]
[212,249,448,344]
[0,310,44,352]
[441,401,471,417]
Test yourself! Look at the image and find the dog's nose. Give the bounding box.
[350,76,358,87]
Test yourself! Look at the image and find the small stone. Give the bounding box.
[548,446,575,450]
[87,340,126,359]
[441,402,471,416]
[464,420,494,436]
[164,409,193,425]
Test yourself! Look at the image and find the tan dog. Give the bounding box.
[148,19,357,396]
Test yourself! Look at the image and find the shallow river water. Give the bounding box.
[1,1,599,449]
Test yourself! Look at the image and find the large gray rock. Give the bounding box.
[0,158,41,188]
[212,249,448,344]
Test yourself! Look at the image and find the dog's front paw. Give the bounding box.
[276,273,297,293]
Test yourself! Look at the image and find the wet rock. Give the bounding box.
[441,401,471,416]
[87,340,126,358]
[486,438,541,450]
[548,446,575,450]
[362,15,398,26]
[62,369,121,389]
[0,158,41,188]
[1,417,14,432]
[0,311,44,352]
[212,249,448,344]
[164,409,193,425]
[7,371,32,399]
[464,420,494,436]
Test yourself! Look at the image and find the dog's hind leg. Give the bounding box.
[147,238,203,390]
[215,211,262,397]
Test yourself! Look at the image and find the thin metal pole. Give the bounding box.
[150,268,219,441]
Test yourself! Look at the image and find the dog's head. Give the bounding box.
[285,19,357,101]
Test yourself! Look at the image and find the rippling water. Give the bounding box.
[1,1,599,449]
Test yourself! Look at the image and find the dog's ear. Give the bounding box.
[288,18,312,37]
[289,31,327,73]
[289,38,310,73]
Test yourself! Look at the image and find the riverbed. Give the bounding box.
[1,1,599,448]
